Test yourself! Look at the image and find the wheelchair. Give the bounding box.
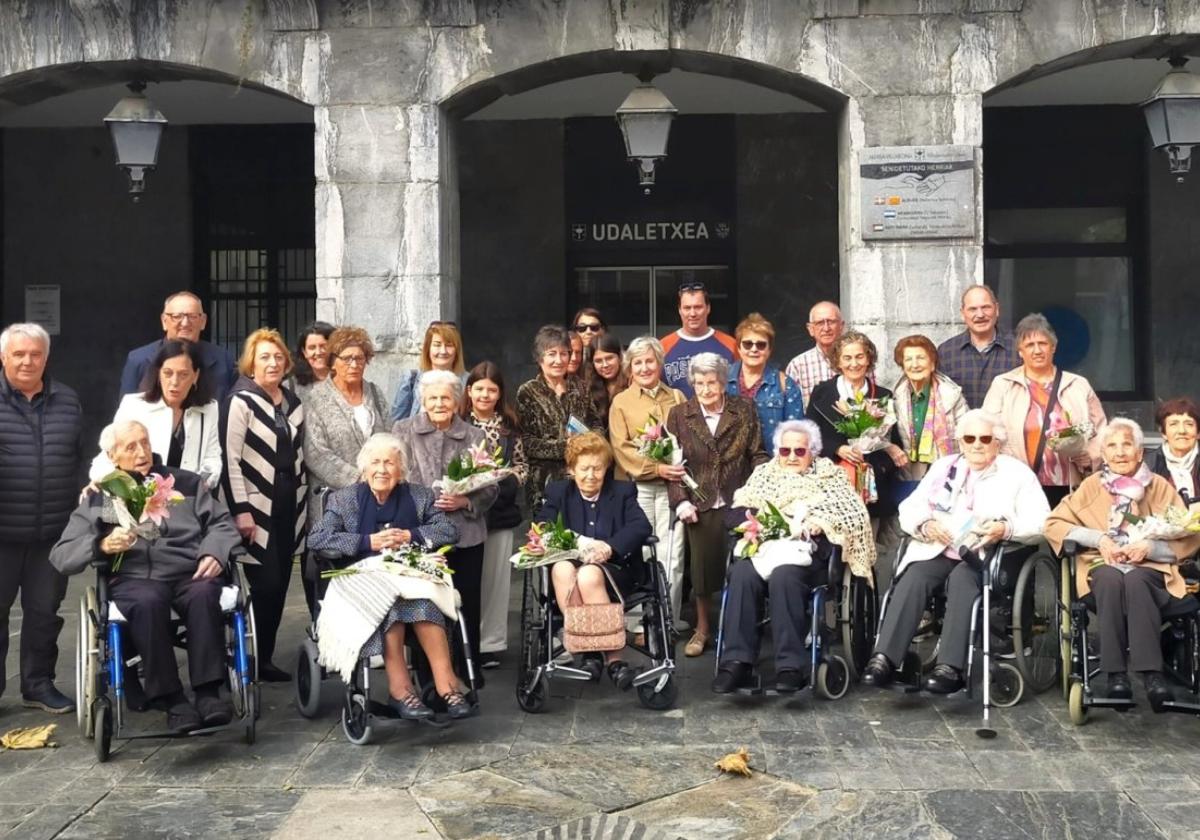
[515,535,678,712]
[75,555,260,762]
[294,548,480,744]
[712,542,878,699]
[873,537,1060,730]
[1060,540,1200,725]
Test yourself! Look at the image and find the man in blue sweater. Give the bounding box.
[660,282,738,398]
[119,291,237,400]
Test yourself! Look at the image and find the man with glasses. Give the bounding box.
[785,301,844,406]
[660,282,738,398]
[936,285,1020,409]
[119,291,237,400]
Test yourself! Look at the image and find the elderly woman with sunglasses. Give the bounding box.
[862,409,1050,694]
[726,312,805,456]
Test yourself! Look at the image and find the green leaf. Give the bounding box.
[97,470,137,501]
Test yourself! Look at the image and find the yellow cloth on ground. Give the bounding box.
[1,724,57,750]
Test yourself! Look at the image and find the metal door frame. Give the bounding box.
[573,264,729,335]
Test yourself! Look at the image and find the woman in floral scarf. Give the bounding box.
[890,335,967,480]
[1045,418,1200,707]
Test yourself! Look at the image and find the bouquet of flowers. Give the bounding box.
[510,514,580,569]
[831,396,896,504]
[1045,411,1095,456]
[322,543,454,585]
[732,503,791,559]
[96,470,185,572]
[433,441,514,496]
[1122,507,1200,543]
[634,416,706,503]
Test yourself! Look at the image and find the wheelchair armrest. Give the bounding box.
[645,535,658,546]
[1063,539,1079,556]
[825,542,844,580]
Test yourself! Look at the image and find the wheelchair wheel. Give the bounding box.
[636,673,678,711]
[342,693,374,745]
[93,698,112,763]
[816,654,851,700]
[990,662,1024,708]
[244,685,257,745]
[1068,681,1088,726]
[516,672,547,713]
[516,572,548,713]
[295,637,323,719]
[840,567,877,676]
[1012,553,1061,696]
[77,587,100,739]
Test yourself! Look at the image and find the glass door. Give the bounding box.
[573,265,731,344]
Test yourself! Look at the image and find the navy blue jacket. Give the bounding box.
[119,338,237,401]
[0,374,84,542]
[536,478,651,571]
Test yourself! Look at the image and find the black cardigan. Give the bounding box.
[536,478,651,571]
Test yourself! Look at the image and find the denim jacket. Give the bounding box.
[726,362,805,455]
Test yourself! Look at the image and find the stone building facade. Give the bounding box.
[2,1,1199,436]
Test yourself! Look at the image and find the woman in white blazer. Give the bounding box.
[91,340,223,488]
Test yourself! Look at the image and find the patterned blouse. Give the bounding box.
[469,412,528,485]
[516,376,599,511]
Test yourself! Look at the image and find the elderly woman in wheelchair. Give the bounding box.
[307,432,470,722]
[862,409,1050,694]
[713,419,876,694]
[51,420,243,734]
[1045,418,1200,708]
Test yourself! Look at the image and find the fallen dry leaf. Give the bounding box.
[1,724,57,750]
[714,746,753,777]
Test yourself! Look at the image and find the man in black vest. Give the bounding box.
[118,291,237,400]
[0,322,83,713]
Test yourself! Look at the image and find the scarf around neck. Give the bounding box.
[1100,462,1153,537]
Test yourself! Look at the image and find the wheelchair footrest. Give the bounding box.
[1155,699,1200,716]
[1086,695,1137,709]
[632,663,673,688]
[546,663,594,682]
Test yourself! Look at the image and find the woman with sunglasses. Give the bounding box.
[713,419,875,693]
[390,321,468,422]
[726,313,805,456]
[571,308,608,349]
[861,409,1050,694]
[890,334,968,480]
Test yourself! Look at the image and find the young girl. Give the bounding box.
[462,361,528,669]
[585,333,626,436]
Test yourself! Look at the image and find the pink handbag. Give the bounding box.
[562,564,626,653]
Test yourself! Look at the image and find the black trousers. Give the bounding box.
[0,539,68,696]
[448,543,484,661]
[248,501,297,666]
[875,556,978,671]
[720,547,829,672]
[1091,565,1170,673]
[109,576,225,701]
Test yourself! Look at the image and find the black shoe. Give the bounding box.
[712,661,752,694]
[579,654,604,682]
[259,663,291,682]
[166,701,203,733]
[1144,672,1173,709]
[442,690,472,720]
[607,660,636,691]
[123,668,149,712]
[21,684,75,715]
[923,664,964,694]
[860,653,894,688]
[775,668,807,694]
[480,653,501,670]
[194,693,233,727]
[387,692,433,721]
[1106,672,1133,700]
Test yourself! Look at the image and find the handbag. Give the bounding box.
[562,564,626,653]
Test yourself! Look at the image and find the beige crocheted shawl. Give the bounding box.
[731,457,877,580]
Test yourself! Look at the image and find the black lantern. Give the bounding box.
[1142,56,1200,182]
[104,81,167,199]
[615,71,677,194]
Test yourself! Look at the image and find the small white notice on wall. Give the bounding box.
[25,285,61,335]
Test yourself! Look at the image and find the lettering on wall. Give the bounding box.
[570,221,732,245]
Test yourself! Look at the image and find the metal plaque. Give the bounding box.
[859,145,976,240]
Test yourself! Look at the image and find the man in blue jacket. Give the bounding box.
[0,322,84,713]
[118,291,237,400]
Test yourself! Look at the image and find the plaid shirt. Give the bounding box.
[785,347,836,406]
[936,330,1020,409]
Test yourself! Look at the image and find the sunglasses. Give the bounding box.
[740,339,769,351]
[961,435,994,445]
[778,446,809,458]
[574,323,603,334]
[429,320,458,329]
[678,281,706,292]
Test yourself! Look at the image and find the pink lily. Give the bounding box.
[642,423,662,441]
[740,509,762,545]
[142,472,184,526]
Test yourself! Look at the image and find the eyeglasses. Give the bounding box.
[809,318,841,328]
[778,446,809,458]
[740,339,769,352]
[574,323,603,334]
[336,354,368,367]
[961,434,994,445]
[164,313,203,323]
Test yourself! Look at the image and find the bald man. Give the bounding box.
[785,301,844,405]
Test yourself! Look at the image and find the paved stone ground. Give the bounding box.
[4,568,1200,839]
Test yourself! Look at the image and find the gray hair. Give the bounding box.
[356,432,408,476]
[0,322,50,356]
[956,409,1007,445]
[773,419,823,455]
[531,325,571,364]
[1015,313,1057,348]
[1101,417,1144,450]
[417,369,463,402]
[688,352,730,385]
[99,419,149,455]
[623,336,665,375]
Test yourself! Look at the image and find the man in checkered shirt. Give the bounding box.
[936,285,1020,409]
[785,300,843,406]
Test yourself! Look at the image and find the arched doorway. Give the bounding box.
[443,50,846,380]
[0,60,314,436]
[983,36,1200,415]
